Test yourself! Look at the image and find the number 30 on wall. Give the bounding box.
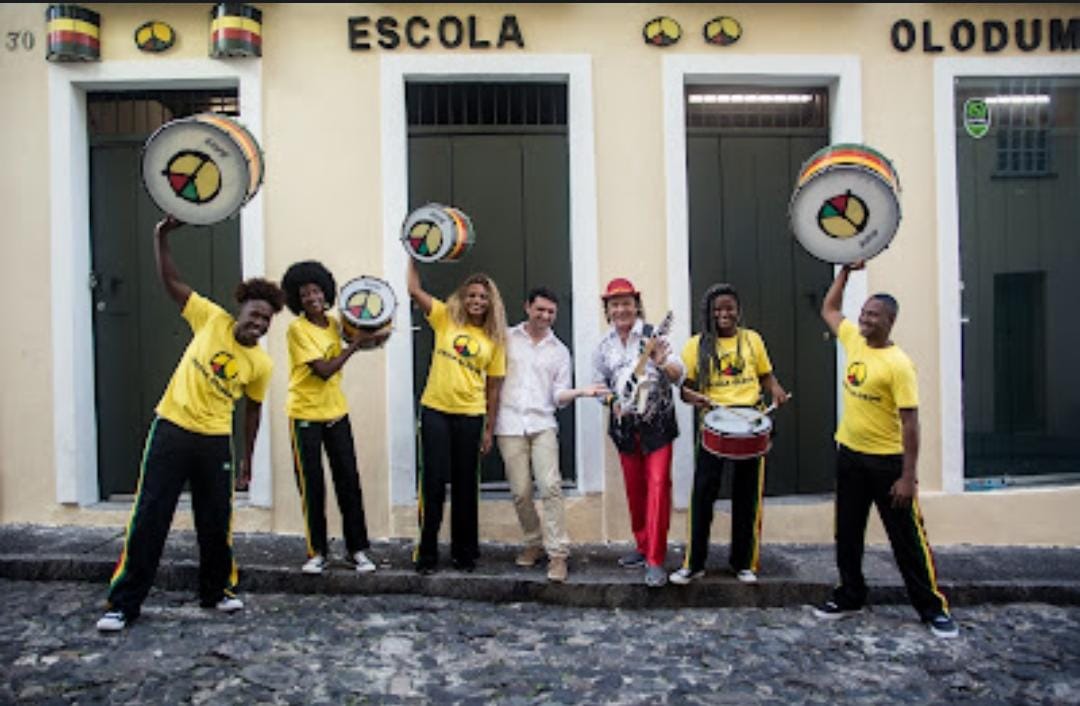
[6,31,35,51]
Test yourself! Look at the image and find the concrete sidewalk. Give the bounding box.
[1,523,1078,609]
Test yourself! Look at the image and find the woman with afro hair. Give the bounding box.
[98,215,286,632]
[281,260,390,577]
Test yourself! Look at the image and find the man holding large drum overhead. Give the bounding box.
[97,216,285,632]
[813,261,958,639]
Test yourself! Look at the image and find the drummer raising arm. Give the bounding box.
[670,283,789,587]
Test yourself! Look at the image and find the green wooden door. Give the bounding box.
[686,133,835,495]
[90,137,242,498]
[408,132,574,485]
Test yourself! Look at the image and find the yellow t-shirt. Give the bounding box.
[155,292,273,435]
[420,298,506,415]
[681,329,772,408]
[834,319,919,455]
[285,314,349,421]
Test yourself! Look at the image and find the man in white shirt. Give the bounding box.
[495,287,607,582]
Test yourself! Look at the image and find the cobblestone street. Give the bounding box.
[2,579,1079,705]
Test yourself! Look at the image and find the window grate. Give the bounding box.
[990,79,1053,177]
[87,89,240,137]
[406,82,567,128]
[685,86,828,129]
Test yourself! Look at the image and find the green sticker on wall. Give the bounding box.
[964,98,991,139]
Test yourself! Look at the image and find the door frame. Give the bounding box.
[932,55,1080,494]
[380,54,600,507]
[661,54,865,507]
[48,59,268,506]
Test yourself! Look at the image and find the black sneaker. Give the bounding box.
[618,551,646,569]
[811,599,863,620]
[927,613,959,639]
[414,560,437,576]
[451,558,476,573]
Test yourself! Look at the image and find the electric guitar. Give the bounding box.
[612,311,674,418]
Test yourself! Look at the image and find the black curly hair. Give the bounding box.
[235,278,286,313]
[696,283,741,392]
[280,260,337,316]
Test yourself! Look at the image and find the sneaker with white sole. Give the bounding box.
[353,550,376,574]
[96,611,126,632]
[811,599,863,620]
[669,567,705,585]
[216,596,244,613]
[736,569,758,584]
[301,555,327,575]
[927,613,959,639]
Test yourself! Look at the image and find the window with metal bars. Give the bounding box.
[406,82,567,129]
[685,86,828,130]
[86,89,239,137]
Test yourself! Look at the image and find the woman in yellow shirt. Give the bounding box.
[671,283,789,586]
[407,258,507,574]
[282,261,389,576]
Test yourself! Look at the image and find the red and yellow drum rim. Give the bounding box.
[444,207,469,262]
[194,114,263,198]
[799,151,898,191]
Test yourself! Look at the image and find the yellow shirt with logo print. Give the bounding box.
[420,298,506,415]
[285,314,349,421]
[155,292,273,436]
[681,329,772,408]
[834,319,918,455]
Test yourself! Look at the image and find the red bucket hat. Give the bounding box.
[601,277,640,300]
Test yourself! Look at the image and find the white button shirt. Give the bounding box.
[493,323,573,436]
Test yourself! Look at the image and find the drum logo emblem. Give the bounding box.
[210,351,239,381]
[163,150,222,205]
[817,190,868,240]
[406,220,445,257]
[719,351,745,377]
[643,16,681,47]
[845,361,867,387]
[453,334,480,358]
[703,17,741,46]
[346,290,384,321]
[963,98,991,140]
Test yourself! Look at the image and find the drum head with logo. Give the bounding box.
[788,165,901,264]
[704,407,772,436]
[339,275,397,330]
[401,204,457,263]
[142,116,253,225]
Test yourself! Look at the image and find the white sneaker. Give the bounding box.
[669,567,705,585]
[736,569,758,584]
[301,555,327,575]
[96,611,126,632]
[216,596,244,613]
[353,550,376,574]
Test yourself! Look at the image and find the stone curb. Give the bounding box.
[3,554,1079,609]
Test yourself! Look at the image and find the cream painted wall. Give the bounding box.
[2,3,1078,546]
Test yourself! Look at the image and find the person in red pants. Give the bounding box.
[591,278,684,587]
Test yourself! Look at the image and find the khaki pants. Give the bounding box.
[496,429,570,558]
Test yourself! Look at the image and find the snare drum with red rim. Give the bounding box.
[701,407,772,460]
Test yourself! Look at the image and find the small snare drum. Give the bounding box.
[701,406,773,460]
[339,275,397,345]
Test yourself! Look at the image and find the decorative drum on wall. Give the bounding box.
[141,113,264,225]
[788,143,902,264]
[45,4,100,62]
[210,2,262,58]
